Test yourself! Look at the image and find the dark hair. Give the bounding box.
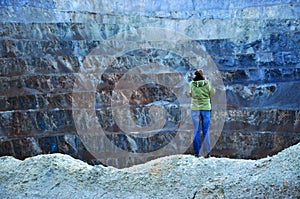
[193,69,205,81]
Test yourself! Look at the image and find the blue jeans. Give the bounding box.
[191,110,211,156]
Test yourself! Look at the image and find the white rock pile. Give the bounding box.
[0,143,299,198]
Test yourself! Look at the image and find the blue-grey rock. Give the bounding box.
[0,0,299,168]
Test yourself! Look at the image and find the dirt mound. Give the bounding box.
[0,143,299,198]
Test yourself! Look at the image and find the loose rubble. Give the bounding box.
[0,143,299,199]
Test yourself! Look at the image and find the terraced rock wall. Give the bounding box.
[0,0,299,168]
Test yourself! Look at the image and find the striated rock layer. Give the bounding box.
[0,0,300,167]
[0,143,299,198]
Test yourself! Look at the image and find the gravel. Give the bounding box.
[0,143,299,199]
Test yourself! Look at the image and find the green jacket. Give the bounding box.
[187,80,215,110]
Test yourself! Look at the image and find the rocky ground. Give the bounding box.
[0,143,299,199]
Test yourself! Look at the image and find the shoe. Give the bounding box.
[204,154,210,158]
[194,154,200,158]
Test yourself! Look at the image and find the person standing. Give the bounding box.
[187,69,215,158]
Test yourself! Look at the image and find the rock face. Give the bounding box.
[0,0,300,167]
[0,143,299,198]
